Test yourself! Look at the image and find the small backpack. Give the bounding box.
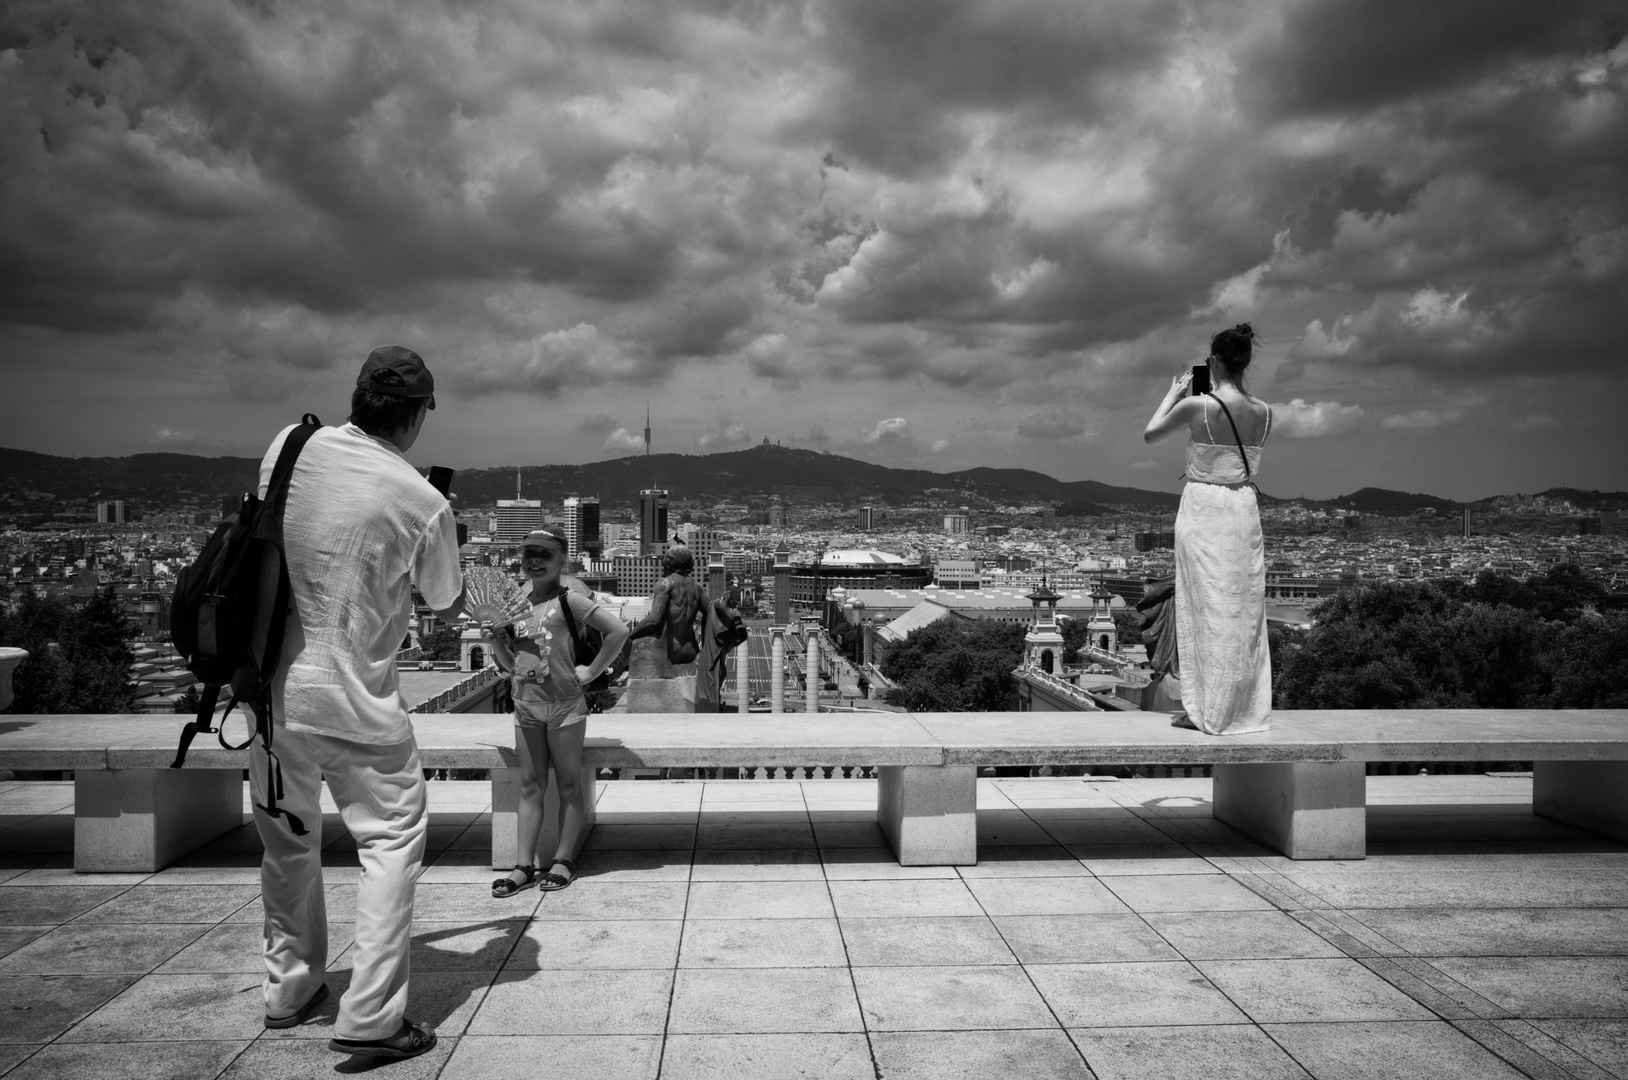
[555,589,611,693]
[169,414,322,834]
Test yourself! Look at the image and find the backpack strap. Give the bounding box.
[1205,393,1253,482]
[554,588,587,666]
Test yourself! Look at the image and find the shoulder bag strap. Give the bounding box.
[1205,393,1251,480]
[554,587,587,664]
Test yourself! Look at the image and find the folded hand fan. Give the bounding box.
[463,566,531,628]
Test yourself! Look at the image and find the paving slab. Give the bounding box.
[659,1032,874,1080]
[695,821,818,850]
[871,1029,1093,1079]
[468,968,673,1035]
[1532,1019,1628,1076]
[1280,869,1628,909]
[410,919,526,970]
[828,879,982,919]
[0,922,208,975]
[1032,817,1174,846]
[441,1034,661,1080]
[70,884,260,925]
[1427,956,1628,1018]
[810,820,889,848]
[852,965,1057,1031]
[964,876,1133,916]
[1067,843,1220,876]
[1143,910,1345,961]
[1348,907,1628,957]
[412,882,538,921]
[1264,1020,1531,1080]
[820,848,958,880]
[1071,1024,1311,1080]
[840,916,1016,967]
[0,926,53,961]
[668,967,863,1033]
[57,971,267,1042]
[687,879,834,920]
[1197,958,1436,1024]
[515,918,681,969]
[0,1039,249,1080]
[580,822,698,851]
[994,914,1182,965]
[690,847,824,880]
[1027,961,1248,1028]
[977,810,1063,846]
[155,922,331,974]
[679,917,847,968]
[955,845,1091,878]
[0,885,130,924]
[0,1046,38,1075]
[530,881,689,921]
[220,1033,458,1078]
[0,974,138,1043]
[1100,874,1275,913]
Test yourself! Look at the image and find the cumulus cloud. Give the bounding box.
[576,413,619,435]
[696,418,750,449]
[1382,408,1465,430]
[804,424,832,445]
[1271,399,1366,438]
[152,428,196,446]
[931,439,951,453]
[1017,409,1088,440]
[864,417,914,444]
[603,428,646,453]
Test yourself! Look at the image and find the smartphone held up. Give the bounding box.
[1189,364,1211,397]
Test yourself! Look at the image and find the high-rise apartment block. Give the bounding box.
[97,500,127,525]
[677,523,719,566]
[1041,507,1057,530]
[944,512,969,535]
[494,499,545,542]
[859,506,876,531]
[768,502,788,529]
[639,489,669,557]
[613,554,662,599]
[562,496,600,561]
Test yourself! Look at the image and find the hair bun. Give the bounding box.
[1233,323,1254,339]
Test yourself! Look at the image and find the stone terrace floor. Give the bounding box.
[1,774,1626,1079]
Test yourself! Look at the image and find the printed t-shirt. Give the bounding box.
[258,422,463,743]
[510,590,601,703]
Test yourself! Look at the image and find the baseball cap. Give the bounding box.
[357,345,436,408]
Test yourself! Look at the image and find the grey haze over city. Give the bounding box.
[1,1,1625,500]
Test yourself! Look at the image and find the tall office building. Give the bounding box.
[1040,507,1057,531]
[944,512,969,535]
[677,523,719,566]
[494,499,545,542]
[639,489,669,557]
[562,496,601,561]
[96,500,127,525]
[768,501,788,528]
[859,506,876,531]
[612,555,662,598]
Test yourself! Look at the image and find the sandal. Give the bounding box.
[265,982,328,1029]
[492,864,537,898]
[539,857,577,891]
[329,1018,437,1060]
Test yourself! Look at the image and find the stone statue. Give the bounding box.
[628,543,705,665]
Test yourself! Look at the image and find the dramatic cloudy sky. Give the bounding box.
[2,0,1624,499]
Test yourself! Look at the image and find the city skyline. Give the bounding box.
[1,3,1625,501]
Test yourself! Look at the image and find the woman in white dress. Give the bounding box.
[1142,324,1272,734]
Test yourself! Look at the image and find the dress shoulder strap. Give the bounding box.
[1202,394,1216,443]
[1205,393,1252,481]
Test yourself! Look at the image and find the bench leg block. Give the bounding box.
[1213,762,1366,860]
[878,765,976,866]
[1534,760,1628,843]
[75,769,244,873]
[491,765,598,871]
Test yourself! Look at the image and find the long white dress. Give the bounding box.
[1173,433,1272,735]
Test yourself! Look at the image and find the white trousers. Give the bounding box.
[249,725,428,1041]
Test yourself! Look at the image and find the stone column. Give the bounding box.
[0,647,26,713]
[806,632,819,713]
[736,647,750,714]
[770,626,786,713]
[708,552,726,601]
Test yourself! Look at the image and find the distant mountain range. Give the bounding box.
[2,443,1623,518]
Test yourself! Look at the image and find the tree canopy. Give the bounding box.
[1271,566,1625,710]
[880,617,1026,712]
[0,588,139,713]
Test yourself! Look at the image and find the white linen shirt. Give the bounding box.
[258,422,462,744]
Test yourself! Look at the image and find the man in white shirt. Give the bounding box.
[252,345,465,1062]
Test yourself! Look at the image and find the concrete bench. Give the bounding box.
[3,709,1625,871]
[0,713,947,872]
[909,709,1628,861]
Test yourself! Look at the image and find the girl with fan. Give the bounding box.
[484,527,629,896]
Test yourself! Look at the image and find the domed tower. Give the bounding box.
[1087,582,1118,655]
[1023,578,1064,674]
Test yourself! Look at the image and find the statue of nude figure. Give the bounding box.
[628,543,706,665]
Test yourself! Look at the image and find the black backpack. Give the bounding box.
[169,414,322,834]
[555,587,611,693]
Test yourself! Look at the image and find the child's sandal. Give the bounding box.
[539,858,577,892]
[492,865,537,898]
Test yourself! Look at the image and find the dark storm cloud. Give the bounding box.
[0,0,1624,482]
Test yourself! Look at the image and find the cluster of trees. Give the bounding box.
[1271,565,1626,709]
[878,617,1026,711]
[0,589,139,713]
